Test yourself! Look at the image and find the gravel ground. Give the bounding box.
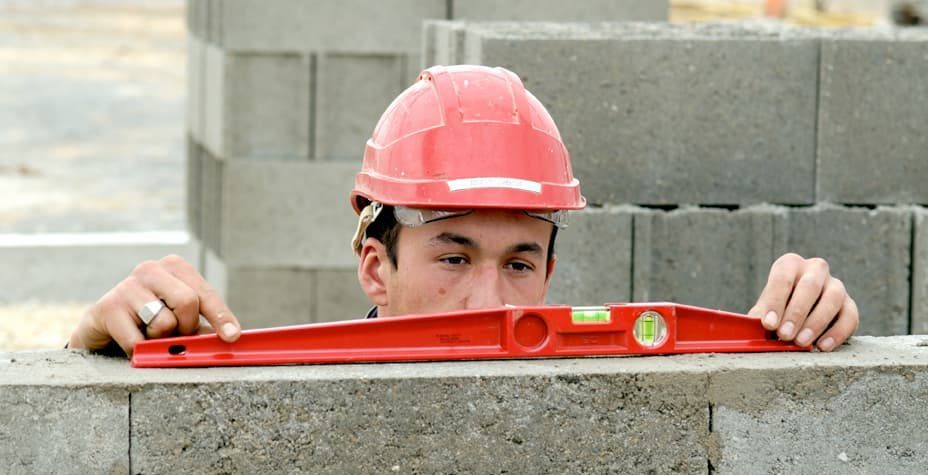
[0,0,186,233]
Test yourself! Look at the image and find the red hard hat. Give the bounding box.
[350,65,586,214]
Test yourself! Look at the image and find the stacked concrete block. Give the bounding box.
[184,2,676,327]
[422,22,928,335]
[430,22,819,206]
[7,338,928,472]
[785,205,912,336]
[185,1,441,326]
[545,206,635,306]
[632,205,788,314]
[817,28,928,204]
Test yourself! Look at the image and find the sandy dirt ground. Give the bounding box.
[0,302,88,351]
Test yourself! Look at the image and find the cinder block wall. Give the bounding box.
[5,339,928,473]
[425,22,928,335]
[184,1,667,327]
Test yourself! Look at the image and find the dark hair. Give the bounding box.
[365,205,558,274]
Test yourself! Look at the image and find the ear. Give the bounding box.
[543,253,557,296]
[357,237,390,307]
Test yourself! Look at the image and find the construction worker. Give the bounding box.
[67,65,859,356]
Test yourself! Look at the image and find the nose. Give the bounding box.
[463,264,506,309]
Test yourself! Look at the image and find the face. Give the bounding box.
[358,209,556,317]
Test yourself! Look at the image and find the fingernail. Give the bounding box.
[819,337,835,352]
[763,310,778,327]
[779,321,795,339]
[796,328,814,346]
[221,322,239,340]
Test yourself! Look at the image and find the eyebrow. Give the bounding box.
[429,232,476,248]
[428,232,544,256]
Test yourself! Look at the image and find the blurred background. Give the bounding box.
[0,0,924,351]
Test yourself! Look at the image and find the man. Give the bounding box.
[68,65,859,356]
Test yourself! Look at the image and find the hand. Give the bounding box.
[68,255,241,357]
[749,253,859,352]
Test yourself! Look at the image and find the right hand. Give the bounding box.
[68,254,241,357]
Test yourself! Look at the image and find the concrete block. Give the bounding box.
[186,37,205,143]
[422,20,469,66]
[817,29,928,204]
[785,205,912,336]
[546,206,633,306]
[130,365,708,473]
[913,207,928,334]
[314,268,371,322]
[223,53,312,160]
[452,0,668,21]
[185,0,207,39]
[219,160,359,267]
[633,205,787,314]
[203,260,367,326]
[315,53,407,160]
[451,22,819,205]
[709,339,928,473]
[217,0,448,54]
[226,267,316,328]
[206,0,223,45]
[0,384,128,474]
[202,42,225,158]
[199,147,223,253]
[185,137,202,238]
[5,337,928,474]
[0,232,195,303]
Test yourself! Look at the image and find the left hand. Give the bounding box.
[749,253,859,352]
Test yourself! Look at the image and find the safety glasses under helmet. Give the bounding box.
[351,202,568,256]
[392,205,568,229]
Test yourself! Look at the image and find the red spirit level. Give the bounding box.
[131,303,807,368]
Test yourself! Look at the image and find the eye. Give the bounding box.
[439,255,469,266]
[505,261,535,273]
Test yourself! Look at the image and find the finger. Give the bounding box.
[752,253,803,330]
[816,296,859,352]
[101,303,147,357]
[117,275,181,339]
[778,258,830,340]
[133,260,200,336]
[793,277,846,347]
[159,255,241,342]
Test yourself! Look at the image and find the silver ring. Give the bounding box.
[138,300,165,326]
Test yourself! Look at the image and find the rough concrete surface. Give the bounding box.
[633,205,786,314]
[786,204,912,336]
[0,383,128,475]
[817,28,928,204]
[214,0,448,54]
[3,337,928,473]
[453,22,819,205]
[315,53,410,160]
[914,207,928,334]
[451,0,668,22]
[218,160,359,268]
[222,53,312,160]
[546,206,634,306]
[314,268,374,323]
